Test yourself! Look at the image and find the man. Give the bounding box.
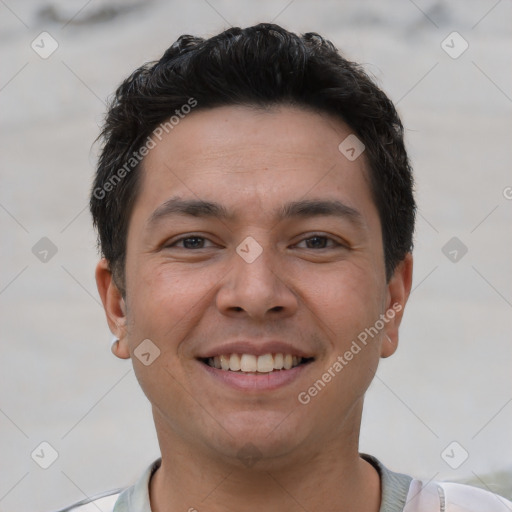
[62,23,511,512]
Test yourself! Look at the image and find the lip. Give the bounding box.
[196,340,314,359]
[199,359,313,391]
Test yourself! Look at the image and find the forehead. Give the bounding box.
[133,105,378,228]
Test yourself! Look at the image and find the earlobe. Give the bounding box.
[380,253,413,359]
[95,258,131,359]
[110,336,130,359]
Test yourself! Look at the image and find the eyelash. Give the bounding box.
[166,234,344,250]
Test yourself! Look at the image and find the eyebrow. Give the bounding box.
[147,197,364,228]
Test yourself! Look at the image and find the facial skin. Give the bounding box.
[96,105,413,512]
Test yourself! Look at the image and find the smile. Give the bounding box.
[201,353,314,373]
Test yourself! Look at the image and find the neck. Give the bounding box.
[149,408,381,512]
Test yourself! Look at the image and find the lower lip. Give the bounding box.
[199,360,312,391]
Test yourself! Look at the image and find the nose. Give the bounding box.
[215,240,299,321]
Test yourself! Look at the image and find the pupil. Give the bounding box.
[184,237,203,249]
[308,236,326,249]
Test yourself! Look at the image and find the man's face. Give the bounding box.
[102,105,410,466]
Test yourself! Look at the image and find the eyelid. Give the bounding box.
[293,233,346,249]
[164,234,216,248]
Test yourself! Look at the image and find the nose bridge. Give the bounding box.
[236,237,277,287]
[216,234,298,318]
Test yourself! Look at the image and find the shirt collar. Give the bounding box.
[113,455,412,512]
[361,453,413,512]
[113,458,161,512]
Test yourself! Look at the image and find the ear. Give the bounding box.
[95,258,130,359]
[380,253,413,358]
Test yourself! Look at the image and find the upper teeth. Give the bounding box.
[207,353,303,372]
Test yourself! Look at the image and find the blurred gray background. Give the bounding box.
[1,0,511,510]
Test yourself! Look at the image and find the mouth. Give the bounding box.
[199,353,315,374]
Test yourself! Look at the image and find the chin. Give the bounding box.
[204,410,310,467]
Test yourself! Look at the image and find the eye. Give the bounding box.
[166,236,214,249]
[294,235,342,250]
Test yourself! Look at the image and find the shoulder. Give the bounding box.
[52,458,161,512]
[52,489,123,512]
[361,454,512,512]
[405,478,512,511]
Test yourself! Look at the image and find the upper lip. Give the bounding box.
[197,340,315,359]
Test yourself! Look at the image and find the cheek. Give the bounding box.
[298,267,384,414]
[297,260,384,341]
[123,264,203,414]
[125,261,219,349]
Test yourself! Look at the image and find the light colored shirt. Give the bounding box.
[57,455,512,512]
